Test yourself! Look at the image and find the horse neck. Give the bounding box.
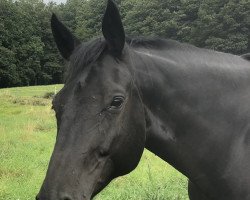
[132,48,197,176]
[132,46,250,181]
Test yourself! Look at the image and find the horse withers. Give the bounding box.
[37,0,250,199]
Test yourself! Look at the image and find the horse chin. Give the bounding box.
[84,161,114,199]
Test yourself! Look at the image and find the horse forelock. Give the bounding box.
[64,38,106,83]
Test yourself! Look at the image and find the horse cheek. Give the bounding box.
[112,89,146,176]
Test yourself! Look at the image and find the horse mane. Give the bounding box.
[126,37,182,50]
[64,36,194,83]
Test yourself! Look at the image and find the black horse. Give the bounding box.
[37,0,250,199]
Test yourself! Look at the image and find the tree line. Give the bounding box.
[0,0,249,88]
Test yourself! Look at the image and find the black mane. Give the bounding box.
[64,37,193,83]
[126,37,181,49]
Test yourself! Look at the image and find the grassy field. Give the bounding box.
[0,85,188,200]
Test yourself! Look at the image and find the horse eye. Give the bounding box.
[110,96,124,109]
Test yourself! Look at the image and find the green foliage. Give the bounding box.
[188,0,250,54]
[0,0,63,88]
[75,0,107,40]
[122,0,178,38]
[0,0,249,88]
[0,47,20,87]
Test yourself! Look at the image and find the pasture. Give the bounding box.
[0,85,188,200]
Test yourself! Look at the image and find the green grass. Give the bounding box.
[0,85,188,200]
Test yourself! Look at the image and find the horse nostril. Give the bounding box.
[60,195,73,200]
[35,195,39,200]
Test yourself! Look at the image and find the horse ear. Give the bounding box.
[51,13,80,60]
[102,0,125,57]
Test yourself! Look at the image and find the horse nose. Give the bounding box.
[35,195,39,200]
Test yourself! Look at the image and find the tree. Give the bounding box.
[74,0,106,40]
[190,0,250,54]
[0,0,21,87]
[38,2,64,84]
[0,0,65,87]
[122,0,178,37]
[0,47,20,87]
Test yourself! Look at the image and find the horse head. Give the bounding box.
[36,1,146,199]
